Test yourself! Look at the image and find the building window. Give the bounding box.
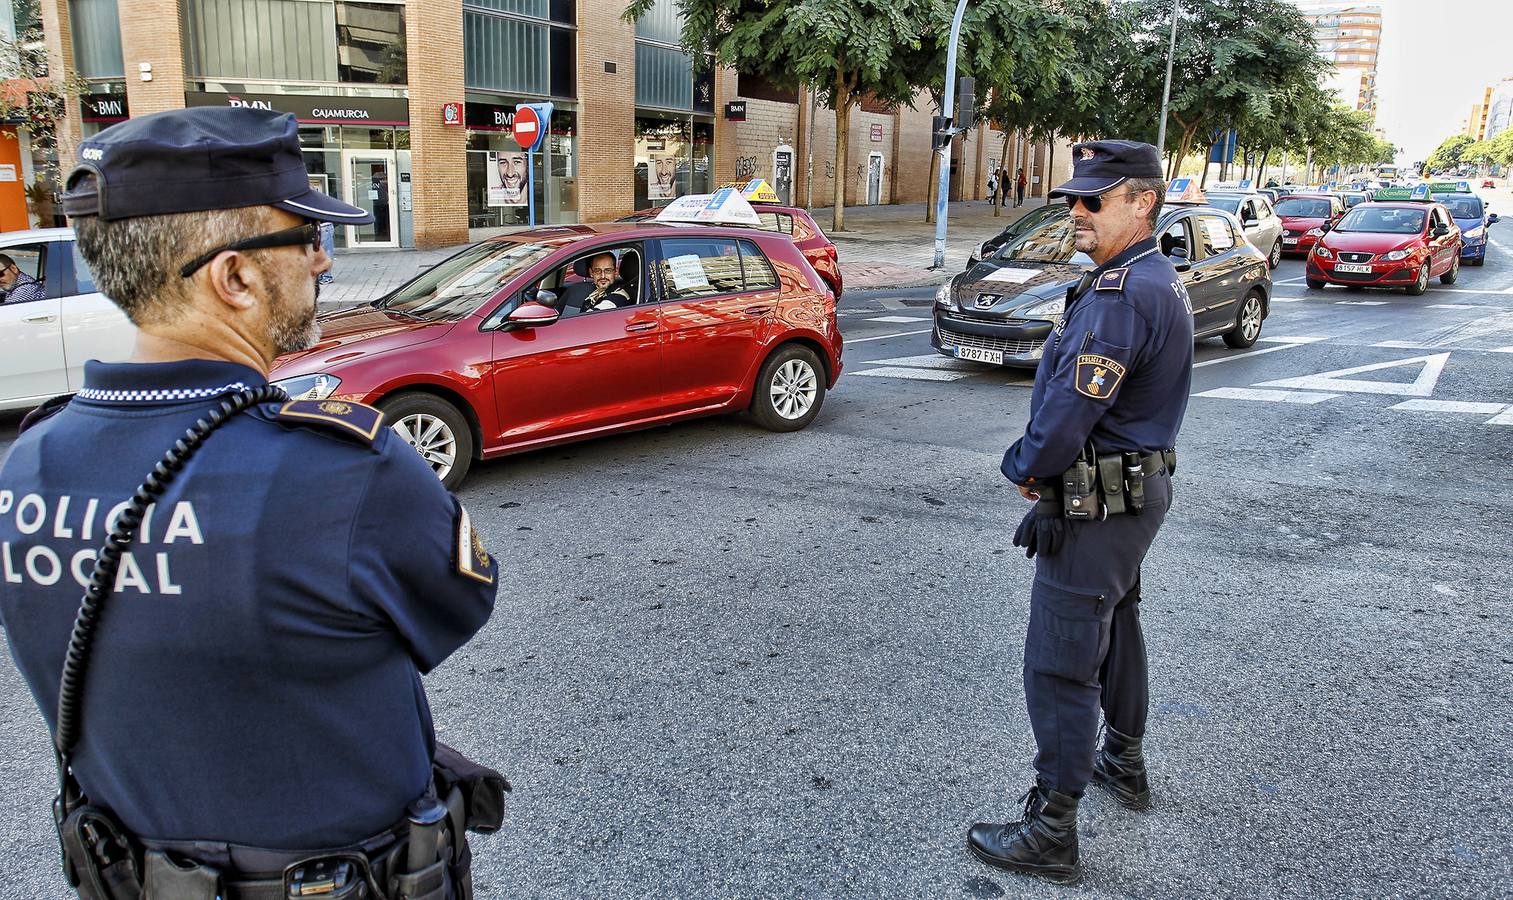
[463,2,575,99]
[69,0,124,79]
[336,2,405,84]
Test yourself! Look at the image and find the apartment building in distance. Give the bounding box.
[1476,78,1513,142]
[20,0,1066,246]
[1292,2,1382,118]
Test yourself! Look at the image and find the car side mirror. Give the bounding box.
[1489,213,1499,224]
[1432,225,1449,237]
[1320,222,1332,233]
[505,298,561,330]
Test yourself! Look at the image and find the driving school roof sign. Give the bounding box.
[654,188,762,226]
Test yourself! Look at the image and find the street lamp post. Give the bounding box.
[1156,0,1179,171]
[930,0,971,270]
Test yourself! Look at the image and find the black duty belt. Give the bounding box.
[1054,448,1176,520]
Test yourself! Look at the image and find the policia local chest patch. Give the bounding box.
[1075,354,1127,399]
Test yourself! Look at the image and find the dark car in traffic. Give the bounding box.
[934,204,1272,369]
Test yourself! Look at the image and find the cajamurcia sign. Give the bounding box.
[184,91,409,126]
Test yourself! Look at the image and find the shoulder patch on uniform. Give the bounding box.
[454,503,496,586]
[1095,268,1129,291]
[274,399,385,443]
[1074,354,1127,399]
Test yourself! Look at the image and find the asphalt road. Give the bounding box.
[1,235,1510,899]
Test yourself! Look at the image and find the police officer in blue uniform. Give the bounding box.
[0,107,499,898]
[967,140,1193,884]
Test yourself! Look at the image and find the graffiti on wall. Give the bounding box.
[735,156,758,179]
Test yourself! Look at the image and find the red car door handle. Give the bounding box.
[743,305,772,316]
[625,321,658,333]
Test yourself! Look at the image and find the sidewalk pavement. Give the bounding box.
[316,198,1055,308]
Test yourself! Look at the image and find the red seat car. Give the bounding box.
[1306,200,1463,295]
[269,223,843,488]
[623,203,842,299]
[1275,193,1346,257]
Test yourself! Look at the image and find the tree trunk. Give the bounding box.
[832,71,852,232]
[926,149,939,223]
[1257,148,1270,184]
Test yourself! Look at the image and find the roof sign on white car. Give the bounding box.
[653,188,763,226]
[1165,178,1205,204]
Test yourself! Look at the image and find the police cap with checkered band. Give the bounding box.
[1049,140,1164,198]
[61,106,374,224]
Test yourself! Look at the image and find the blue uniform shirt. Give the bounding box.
[1002,237,1193,484]
[0,358,497,848]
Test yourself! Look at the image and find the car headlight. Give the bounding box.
[1464,226,1484,239]
[935,281,955,309]
[1381,249,1412,262]
[1305,227,1324,237]
[272,373,342,400]
[1314,246,1333,259]
[1020,296,1065,319]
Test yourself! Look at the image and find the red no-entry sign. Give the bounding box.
[512,106,541,150]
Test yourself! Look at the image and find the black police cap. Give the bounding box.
[62,107,373,225]
[1050,140,1164,198]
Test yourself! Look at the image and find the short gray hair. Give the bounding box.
[1127,178,1166,229]
[71,174,271,326]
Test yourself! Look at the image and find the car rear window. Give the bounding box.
[657,238,752,300]
[1275,198,1332,217]
[739,240,778,290]
[1198,215,1236,254]
[1336,207,1426,234]
[756,212,794,235]
[1439,197,1483,218]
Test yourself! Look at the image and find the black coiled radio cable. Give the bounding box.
[52,384,287,825]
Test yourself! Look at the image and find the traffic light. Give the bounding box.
[932,115,953,151]
[955,76,975,130]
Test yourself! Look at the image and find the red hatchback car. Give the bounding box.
[1306,200,1463,294]
[624,204,842,299]
[269,223,843,488]
[1276,193,1346,257]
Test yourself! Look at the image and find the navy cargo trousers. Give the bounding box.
[1022,472,1172,796]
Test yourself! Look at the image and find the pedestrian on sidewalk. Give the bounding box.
[318,222,335,285]
[987,170,999,203]
[999,168,1011,205]
[969,139,1192,885]
[1016,168,1027,206]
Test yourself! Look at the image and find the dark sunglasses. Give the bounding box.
[179,222,323,278]
[1064,189,1140,214]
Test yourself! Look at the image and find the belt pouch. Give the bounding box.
[61,805,142,900]
[389,858,450,900]
[1096,454,1126,516]
[432,743,510,833]
[142,850,220,900]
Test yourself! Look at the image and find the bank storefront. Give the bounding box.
[464,97,578,238]
[185,92,413,249]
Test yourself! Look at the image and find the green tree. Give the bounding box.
[1424,133,1474,173]
[624,0,940,231]
[0,0,89,224]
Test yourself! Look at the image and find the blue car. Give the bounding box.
[1437,193,1499,266]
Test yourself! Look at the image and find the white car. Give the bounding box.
[0,228,136,411]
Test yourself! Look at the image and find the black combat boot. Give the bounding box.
[967,782,1081,884]
[1091,724,1151,810]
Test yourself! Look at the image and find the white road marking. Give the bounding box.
[844,328,932,345]
[1191,336,1327,369]
[1271,297,1304,303]
[867,354,978,369]
[1390,400,1508,414]
[1487,407,1513,425]
[1257,352,1450,397]
[1428,304,1478,309]
[1193,387,1338,404]
[1373,340,1427,349]
[866,315,931,323]
[850,366,975,382]
[1273,276,1308,285]
[1261,335,1332,344]
[1493,346,1513,354]
[1335,300,1388,306]
[878,297,908,311]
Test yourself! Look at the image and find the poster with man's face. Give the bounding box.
[649,153,677,201]
[487,151,528,207]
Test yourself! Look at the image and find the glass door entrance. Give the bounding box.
[342,152,398,248]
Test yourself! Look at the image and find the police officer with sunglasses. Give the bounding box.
[0,107,501,898]
[967,140,1193,884]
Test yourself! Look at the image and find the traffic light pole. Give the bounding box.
[1156,0,1178,165]
[930,0,971,270]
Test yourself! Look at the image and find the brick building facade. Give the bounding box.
[38,0,1067,248]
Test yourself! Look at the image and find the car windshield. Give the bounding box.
[1275,198,1332,217]
[1342,194,1367,208]
[379,239,556,320]
[1439,197,1484,218]
[989,207,1087,263]
[1335,207,1426,234]
[1203,196,1243,214]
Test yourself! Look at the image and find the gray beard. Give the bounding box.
[269,277,321,355]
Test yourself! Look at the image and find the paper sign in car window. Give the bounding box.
[667,254,712,291]
[982,267,1040,284]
